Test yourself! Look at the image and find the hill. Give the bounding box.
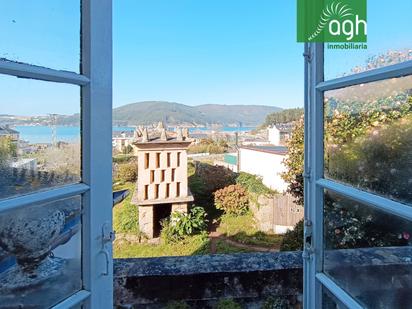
[113,101,281,126]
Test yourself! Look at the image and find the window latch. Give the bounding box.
[303,219,313,260]
[101,222,115,276]
[102,222,116,242]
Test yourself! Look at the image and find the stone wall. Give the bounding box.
[114,251,303,308]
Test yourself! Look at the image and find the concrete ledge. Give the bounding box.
[114,252,303,308]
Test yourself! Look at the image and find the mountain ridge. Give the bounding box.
[113,101,282,126]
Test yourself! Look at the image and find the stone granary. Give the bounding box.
[132,125,193,238]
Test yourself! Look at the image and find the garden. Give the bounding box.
[112,155,293,258]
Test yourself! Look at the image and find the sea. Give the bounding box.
[15,125,255,144]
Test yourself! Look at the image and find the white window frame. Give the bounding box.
[304,42,412,308]
[0,0,113,308]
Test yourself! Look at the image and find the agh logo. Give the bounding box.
[297,0,367,43]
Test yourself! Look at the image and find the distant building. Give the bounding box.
[112,131,134,152]
[239,145,288,193]
[267,123,294,145]
[189,133,209,144]
[215,153,238,172]
[131,128,194,238]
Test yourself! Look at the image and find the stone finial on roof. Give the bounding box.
[157,121,165,130]
[142,128,149,142]
[134,126,144,139]
[160,128,167,141]
[182,128,189,139]
[176,127,183,141]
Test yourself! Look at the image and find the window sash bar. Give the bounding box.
[0,60,90,85]
[317,59,412,92]
[316,273,364,309]
[317,178,412,222]
[81,0,113,307]
[306,42,325,309]
[50,290,91,309]
[0,183,89,214]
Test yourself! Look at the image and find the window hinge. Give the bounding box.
[303,51,312,63]
[303,219,313,260]
[302,169,311,181]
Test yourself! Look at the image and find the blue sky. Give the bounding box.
[0,1,411,115]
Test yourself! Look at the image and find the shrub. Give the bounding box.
[116,162,137,182]
[279,219,304,251]
[215,299,242,309]
[188,138,229,154]
[262,296,292,309]
[166,301,190,309]
[214,184,249,215]
[236,172,275,196]
[113,154,135,164]
[189,162,237,215]
[161,206,208,243]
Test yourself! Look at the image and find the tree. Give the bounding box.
[0,136,17,167]
[281,119,304,205]
[262,108,304,128]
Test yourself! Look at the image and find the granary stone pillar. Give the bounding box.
[139,205,154,238]
[171,203,189,214]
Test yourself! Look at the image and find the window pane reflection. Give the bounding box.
[0,196,82,307]
[0,75,81,199]
[0,0,80,72]
[324,75,412,205]
[324,1,412,80]
[323,190,412,308]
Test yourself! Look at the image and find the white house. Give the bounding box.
[112,131,134,152]
[267,123,294,145]
[238,145,288,193]
[267,126,281,145]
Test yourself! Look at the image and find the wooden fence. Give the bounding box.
[251,193,303,233]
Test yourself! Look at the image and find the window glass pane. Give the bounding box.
[324,1,412,80]
[0,0,80,72]
[0,75,81,199]
[324,75,412,205]
[322,287,348,309]
[323,190,412,308]
[0,196,82,307]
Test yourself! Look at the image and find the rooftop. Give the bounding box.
[240,145,288,155]
[133,125,193,145]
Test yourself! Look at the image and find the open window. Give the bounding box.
[304,10,412,307]
[0,1,113,308]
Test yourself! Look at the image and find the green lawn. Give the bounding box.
[113,182,140,235]
[114,234,210,258]
[213,239,251,254]
[217,213,284,249]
